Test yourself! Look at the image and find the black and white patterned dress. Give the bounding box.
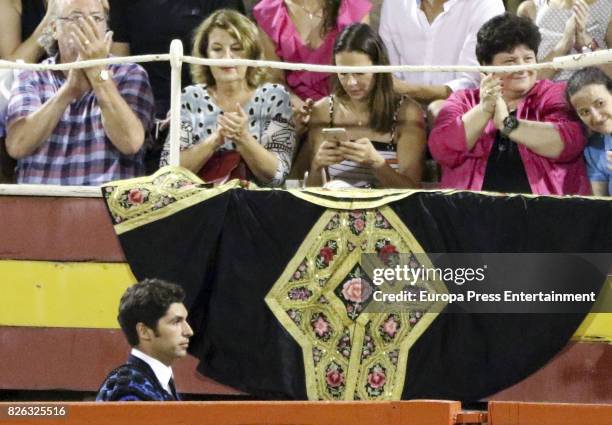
[161,83,295,186]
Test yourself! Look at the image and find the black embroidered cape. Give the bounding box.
[102,167,611,402]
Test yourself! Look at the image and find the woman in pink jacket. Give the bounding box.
[429,13,590,195]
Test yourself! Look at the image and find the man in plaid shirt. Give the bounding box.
[5,0,154,185]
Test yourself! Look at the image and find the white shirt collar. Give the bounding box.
[131,348,173,393]
[416,0,459,12]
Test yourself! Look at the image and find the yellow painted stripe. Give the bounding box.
[0,259,610,341]
[574,277,612,342]
[574,313,612,342]
[1,260,134,328]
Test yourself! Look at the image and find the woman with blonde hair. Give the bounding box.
[160,9,296,187]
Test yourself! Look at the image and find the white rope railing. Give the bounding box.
[0,54,171,71]
[1,47,609,73]
[182,49,612,73]
[0,40,610,195]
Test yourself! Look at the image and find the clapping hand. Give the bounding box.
[573,0,593,51]
[69,16,113,83]
[65,66,91,99]
[204,128,225,149]
[70,16,112,61]
[217,104,250,143]
[493,96,510,131]
[556,13,577,54]
[479,73,502,115]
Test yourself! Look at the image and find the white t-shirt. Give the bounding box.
[379,0,506,91]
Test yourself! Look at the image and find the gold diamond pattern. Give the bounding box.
[265,207,447,400]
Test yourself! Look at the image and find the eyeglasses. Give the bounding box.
[58,13,106,24]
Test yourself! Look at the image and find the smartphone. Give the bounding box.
[322,127,347,146]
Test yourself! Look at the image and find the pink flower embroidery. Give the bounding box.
[383,317,398,338]
[353,218,365,232]
[368,370,386,389]
[128,188,144,205]
[326,370,344,388]
[313,316,329,337]
[341,278,371,303]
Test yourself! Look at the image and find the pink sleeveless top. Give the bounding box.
[253,0,372,101]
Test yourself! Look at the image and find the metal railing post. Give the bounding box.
[168,39,184,167]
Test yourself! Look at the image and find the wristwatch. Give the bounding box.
[97,69,111,83]
[501,115,519,136]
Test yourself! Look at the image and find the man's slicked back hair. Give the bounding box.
[118,279,185,346]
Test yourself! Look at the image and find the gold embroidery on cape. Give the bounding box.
[102,166,242,235]
[265,207,448,400]
[285,187,610,210]
[285,187,420,210]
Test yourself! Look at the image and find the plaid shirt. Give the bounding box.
[7,56,154,185]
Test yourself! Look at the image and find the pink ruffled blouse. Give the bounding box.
[428,80,590,196]
[253,0,372,101]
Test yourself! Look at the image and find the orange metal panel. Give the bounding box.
[488,401,612,425]
[0,401,461,425]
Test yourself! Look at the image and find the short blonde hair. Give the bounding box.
[191,9,263,88]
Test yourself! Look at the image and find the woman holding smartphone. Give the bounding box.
[304,23,426,188]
